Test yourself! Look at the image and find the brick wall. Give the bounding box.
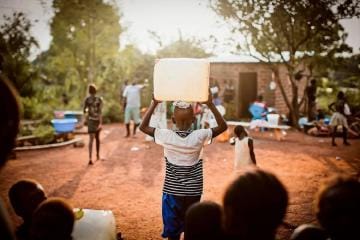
[210,62,306,119]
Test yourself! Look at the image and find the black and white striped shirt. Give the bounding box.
[164,158,203,196]
[154,128,212,196]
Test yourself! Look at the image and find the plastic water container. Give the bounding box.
[72,209,116,240]
[64,111,83,121]
[51,118,78,133]
[267,114,280,126]
[154,58,210,102]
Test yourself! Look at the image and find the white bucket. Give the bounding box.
[154,58,210,102]
[267,114,280,126]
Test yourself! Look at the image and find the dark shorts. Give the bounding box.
[87,119,100,133]
[161,193,201,238]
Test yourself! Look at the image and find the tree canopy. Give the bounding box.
[156,35,211,58]
[0,12,38,97]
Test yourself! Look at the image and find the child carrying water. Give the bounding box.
[140,91,227,240]
[233,125,256,172]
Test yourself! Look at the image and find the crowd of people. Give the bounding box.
[1,76,360,240]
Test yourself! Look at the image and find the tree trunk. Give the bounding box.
[272,65,301,129]
[289,74,301,129]
[290,87,300,129]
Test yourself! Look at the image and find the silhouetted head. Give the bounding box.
[234,125,247,139]
[0,77,20,166]
[172,102,195,131]
[30,198,74,240]
[88,84,97,95]
[290,224,328,240]
[9,179,47,222]
[337,91,345,100]
[316,175,360,240]
[310,79,316,86]
[185,201,223,240]
[223,169,288,239]
[257,95,264,102]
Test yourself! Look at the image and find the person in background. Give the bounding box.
[223,79,235,103]
[0,77,20,240]
[192,102,202,130]
[122,80,144,137]
[8,179,47,240]
[233,125,256,173]
[249,95,268,120]
[328,91,351,146]
[120,80,129,112]
[83,84,103,165]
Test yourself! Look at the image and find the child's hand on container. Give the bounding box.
[202,89,213,106]
[152,94,161,105]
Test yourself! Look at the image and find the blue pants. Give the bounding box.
[161,193,201,239]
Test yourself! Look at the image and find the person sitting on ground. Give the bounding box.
[184,201,223,240]
[140,91,227,240]
[30,198,75,240]
[307,119,330,137]
[233,126,256,173]
[223,169,288,240]
[83,84,103,165]
[8,179,47,240]
[316,175,360,240]
[0,77,21,240]
[290,224,328,240]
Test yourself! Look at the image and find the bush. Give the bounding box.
[102,99,123,123]
[33,125,55,145]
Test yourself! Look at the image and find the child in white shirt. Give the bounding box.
[140,92,227,240]
[233,125,256,172]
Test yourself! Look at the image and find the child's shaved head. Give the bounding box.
[173,105,195,131]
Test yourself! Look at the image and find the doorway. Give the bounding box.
[237,72,257,118]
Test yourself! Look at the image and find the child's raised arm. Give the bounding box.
[204,91,228,138]
[139,96,161,137]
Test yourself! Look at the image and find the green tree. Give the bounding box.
[38,0,122,108]
[212,0,359,127]
[0,12,38,97]
[157,34,211,58]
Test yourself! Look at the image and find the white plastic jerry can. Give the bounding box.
[153,58,210,102]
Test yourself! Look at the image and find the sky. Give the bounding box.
[0,0,359,58]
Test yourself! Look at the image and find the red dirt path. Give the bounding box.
[1,123,359,240]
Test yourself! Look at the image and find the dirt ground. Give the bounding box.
[1,123,359,240]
